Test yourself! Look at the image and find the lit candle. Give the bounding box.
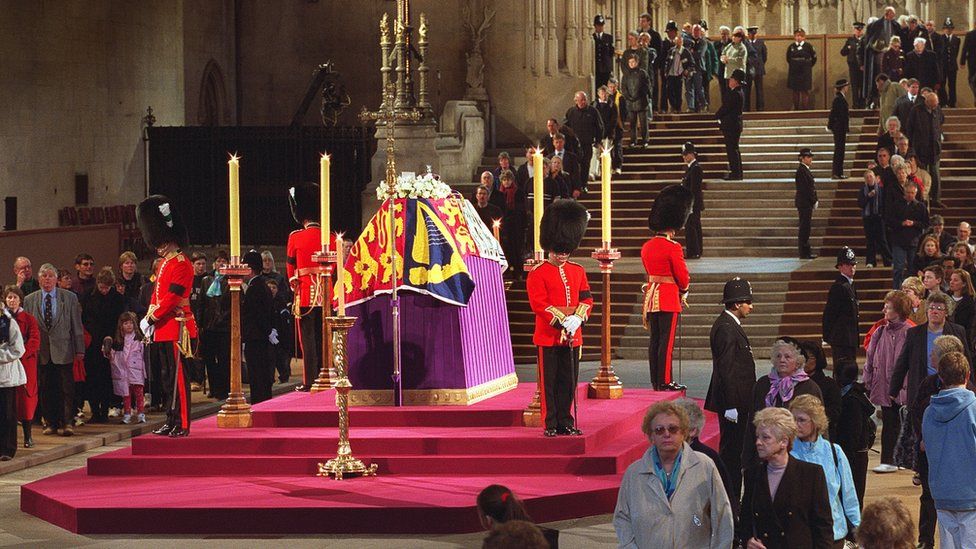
[335,235,346,316]
[492,219,501,243]
[320,153,331,249]
[533,148,544,253]
[228,154,240,259]
[601,148,612,246]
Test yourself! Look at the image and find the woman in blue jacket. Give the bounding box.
[789,394,861,544]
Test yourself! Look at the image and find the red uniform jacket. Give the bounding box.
[526,260,593,347]
[147,251,197,341]
[640,235,690,314]
[286,224,340,308]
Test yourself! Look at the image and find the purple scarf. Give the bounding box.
[765,368,810,408]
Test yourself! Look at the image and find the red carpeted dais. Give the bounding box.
[21,383,717,534]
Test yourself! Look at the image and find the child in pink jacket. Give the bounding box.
[103,312,146,424]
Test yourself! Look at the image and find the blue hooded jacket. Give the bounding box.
[923,387,976,511]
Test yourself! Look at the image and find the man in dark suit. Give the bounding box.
[886,180,929,288]
[894,78,923,129]
[904,36,942,91]
[960,20,976,103]
[828,79,851,179]
[564,91,604,191]
[548,134,580,194]
[541,118,580,158]
[716,69,745,181]
[907,93,946,208]
[888,291,971,548]
[23,263,84,436]
[705,277,756,502]
[841,22,866,108]
[593,15,614,89]
[680,141,704,258]
[241,251,275,405]
[745,26,767,111]
[794,148,818,259]
[822,247,860,364]
[938,18,961,107]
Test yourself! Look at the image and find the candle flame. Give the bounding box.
[228,152,240,162]
[321,152,331,160]
[492,219,501,228]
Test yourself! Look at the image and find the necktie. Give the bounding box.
[44,294,53,330]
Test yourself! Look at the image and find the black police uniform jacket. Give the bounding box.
[737,457,834,549]
[828,92,849,134]
[840,35,864,69]
[794,164,817,210]
[593,31,615,75]
[715,87,744,133]
[786,41,817,91]
[704,311,755,414]
[822,274,859,347]
[942,33,961,74]
[682,159,704,213]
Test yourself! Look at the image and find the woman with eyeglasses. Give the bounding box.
[738,407,833,549]
[614,400,733,549]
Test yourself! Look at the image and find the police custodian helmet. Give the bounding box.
[722,277,753,304]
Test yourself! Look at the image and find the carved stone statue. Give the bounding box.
[462,3,495,101]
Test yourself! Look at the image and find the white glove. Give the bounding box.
[562,314,583,336]
[139,318,154,341]
[724,409,739,423]
[269,328,279,345]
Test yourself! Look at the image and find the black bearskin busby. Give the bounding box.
[539,199,589,254]
[647,184,693,233]
[137,194,188,249]
[288,182,321,225]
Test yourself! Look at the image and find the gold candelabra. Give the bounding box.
[317,315,377,480]
[588,246,623,399]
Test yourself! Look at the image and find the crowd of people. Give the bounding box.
[0,248,297,458]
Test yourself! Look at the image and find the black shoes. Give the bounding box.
[294,385,311,393]
[557,426,583,436]
[152,424,174,436]
[543,428,559,437]
[662,382,687,391]
[168,428,190,438]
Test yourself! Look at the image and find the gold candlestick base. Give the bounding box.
[588,247,623,400]
[316,315,377,480]
[217,264,253,428]
[311,248,339,393]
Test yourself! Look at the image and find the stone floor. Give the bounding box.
[0,358,928,547]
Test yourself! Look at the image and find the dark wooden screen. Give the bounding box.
[147,126,374,246]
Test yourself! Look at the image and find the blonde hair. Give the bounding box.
[900,276,925,298]
[118,251,137,268]
[789,394,829,437]
[753,407,798,448]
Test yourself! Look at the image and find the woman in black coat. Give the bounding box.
[786,28,817,109]
[81,268,126,423]
[949,269,976,338]
[488,169,527,279]
[796,340,842,441]
[742,339,824,468]
[738,407,834,549]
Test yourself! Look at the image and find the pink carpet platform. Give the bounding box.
[21,383,718,535]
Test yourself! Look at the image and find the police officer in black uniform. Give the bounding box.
[794,148,818,259]
[705,277,757,502]
[939,18,962,107]
[840,22,866,108]
[716,69,745,180]
[822,246,860,365]
[680,141,704,259]
[593,15,615,89]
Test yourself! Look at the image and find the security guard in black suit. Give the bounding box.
[827,79,850,179]
[593,15,615,89]
[705,277,756,502]
[680,141,704,258]
[794,148,818,259]
[840,22,866,108]
[822,246,860,365]
[939,18,962,107]
[716,69,745,180]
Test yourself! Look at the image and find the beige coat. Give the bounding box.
[614,443,734,549]
[878,80,907,133]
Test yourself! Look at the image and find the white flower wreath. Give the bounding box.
[376,172,453,200]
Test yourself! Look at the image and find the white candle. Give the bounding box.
[320,153,331,248]
[228,154,240,259]
[336,238,346,317]
[601,148,612,245]
[533,148,544,253]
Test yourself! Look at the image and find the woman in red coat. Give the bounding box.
[3,286,40,448]
[642,185,693,391]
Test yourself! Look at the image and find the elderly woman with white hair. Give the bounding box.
[674,397,737,514]
[742,339,823,468]
[614,400,734,549]
[789,394,861,545]
[737,407,833,548]
[0,307,26,460]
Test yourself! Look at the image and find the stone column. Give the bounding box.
[536,0,546,76]
[782,0,795,35]
[798,0,810,33]
[700,0,709,28]
[740,0,749,29]
[566,1,580,76]
[547,0,558,76]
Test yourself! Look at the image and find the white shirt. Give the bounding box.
[723,309,742,325]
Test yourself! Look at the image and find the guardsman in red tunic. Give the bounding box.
[527,199,593,437]
[641,184,693,391]
[137,195,198,437]
[285,183,338,391]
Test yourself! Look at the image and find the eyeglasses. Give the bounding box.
[653,425,681,435]
[928,305,947,312]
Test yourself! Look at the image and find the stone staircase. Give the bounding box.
[484,108,976,364]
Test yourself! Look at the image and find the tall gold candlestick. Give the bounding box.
[228,154,241,258]
[317,315,377,480]
[217,264,253,428]
[320,153,331,248]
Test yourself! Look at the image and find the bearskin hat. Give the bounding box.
[647,184,694,233]
[288,182,320,224]
[539,199,589,254]
[137,195,188,249]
